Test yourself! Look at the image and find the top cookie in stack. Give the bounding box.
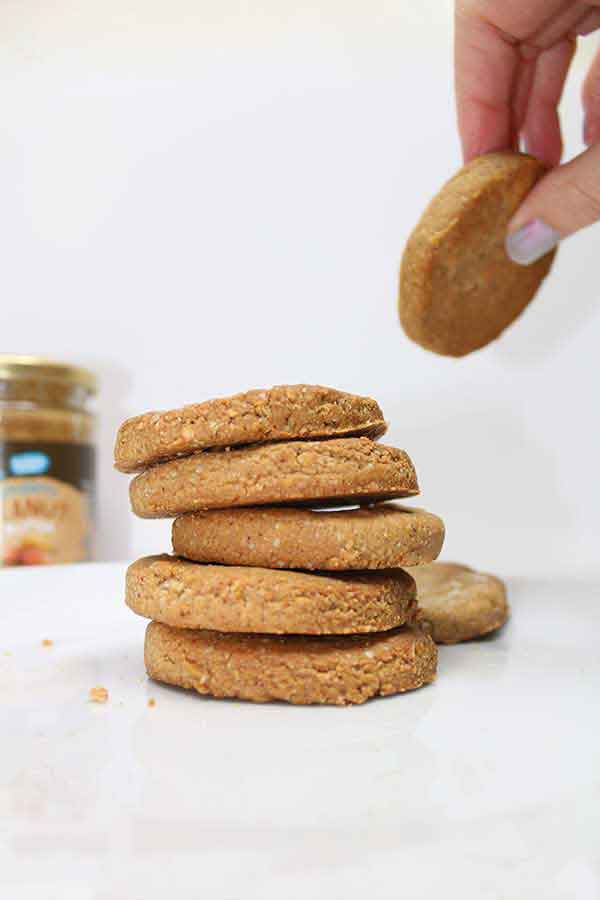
[116,385,445,705]
[114,384,387,473]
[116,385,419,518]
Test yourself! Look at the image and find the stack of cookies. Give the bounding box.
[115,385,446,706]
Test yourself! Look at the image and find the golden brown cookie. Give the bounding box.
[129,437,418,519]
[144,621,437,705]
[126,554,417,634]
[399,152,556,357]
[408,561,509,644]
[115,384,386,473]
[172,503,444,570]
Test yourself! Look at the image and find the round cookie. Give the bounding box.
[144,621,437,705]
[127,554,417,634]
[115,384,386,473]
[408,561,509,644]
[399,152,556,357]
[129,437,418,519]
[172,503,444,570]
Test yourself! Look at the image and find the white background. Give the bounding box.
[1,0,598,572]
[4,563,599,900]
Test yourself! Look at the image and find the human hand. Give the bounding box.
[455,1,600,263]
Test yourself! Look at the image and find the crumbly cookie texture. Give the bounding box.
[399,152,556,357]
[126,555,417,634]
[408,561,509,644]
[172,503,444,570]
[114,384,386,473]
[144,621,437,705]
[129,437,418,519]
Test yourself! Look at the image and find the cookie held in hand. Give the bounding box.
[399,152,555,357]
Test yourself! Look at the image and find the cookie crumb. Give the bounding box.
[89,686,109,704]
[147,698,156,708]
[41,639,54,648]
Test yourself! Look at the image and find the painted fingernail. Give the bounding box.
[505,219,560,266]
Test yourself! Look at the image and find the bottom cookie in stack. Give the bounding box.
[145,622,437,706]
[126,555,437,705]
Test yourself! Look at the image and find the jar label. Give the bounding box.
[1,442,95,566]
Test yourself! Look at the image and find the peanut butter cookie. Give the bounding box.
[399,152,555,357]
[144,620,437,705]
[115,384,386,473]
[172,503,444,570]
[129,437,418,519]
[126,554,417,634]
[408,561,509,644]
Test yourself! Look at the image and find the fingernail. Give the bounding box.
[505,219,560,266]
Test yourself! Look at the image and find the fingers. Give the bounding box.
[455,5,519,161]
[521,37,576,166]
[524,0,588,51]
[512,56,537,137]
[454,2,579,164]
[506,142,600,264]
[582,45,600,145]
[572,7,600,37]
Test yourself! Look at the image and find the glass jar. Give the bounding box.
[0,356,97,566]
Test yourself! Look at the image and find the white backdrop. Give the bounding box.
[1,1,598,573]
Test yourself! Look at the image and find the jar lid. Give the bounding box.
[0,355,97,393]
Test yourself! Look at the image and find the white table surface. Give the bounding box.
[1,562,599,900]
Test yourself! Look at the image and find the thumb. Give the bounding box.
[506,143,600,266]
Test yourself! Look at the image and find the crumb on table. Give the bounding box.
[89,686,109,704]
[41,639,54,648]
[148,698,156,708]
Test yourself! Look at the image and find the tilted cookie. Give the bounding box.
[126,554,417,634]
[172,503,444,570]
[400,152,556,357]
[144,621,437,705]
[408,561,509,644]
[129,437,418,519]
[115,384,386,473]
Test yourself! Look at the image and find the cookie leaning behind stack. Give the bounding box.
[408,562,509,644]
[116,384,445,705]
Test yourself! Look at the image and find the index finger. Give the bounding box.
[455,6,520,161]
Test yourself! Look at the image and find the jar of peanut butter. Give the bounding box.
[0,356,97,566]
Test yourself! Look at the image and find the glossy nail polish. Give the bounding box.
[505,219,561,266]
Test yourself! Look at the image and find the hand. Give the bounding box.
[455,1,600,264]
